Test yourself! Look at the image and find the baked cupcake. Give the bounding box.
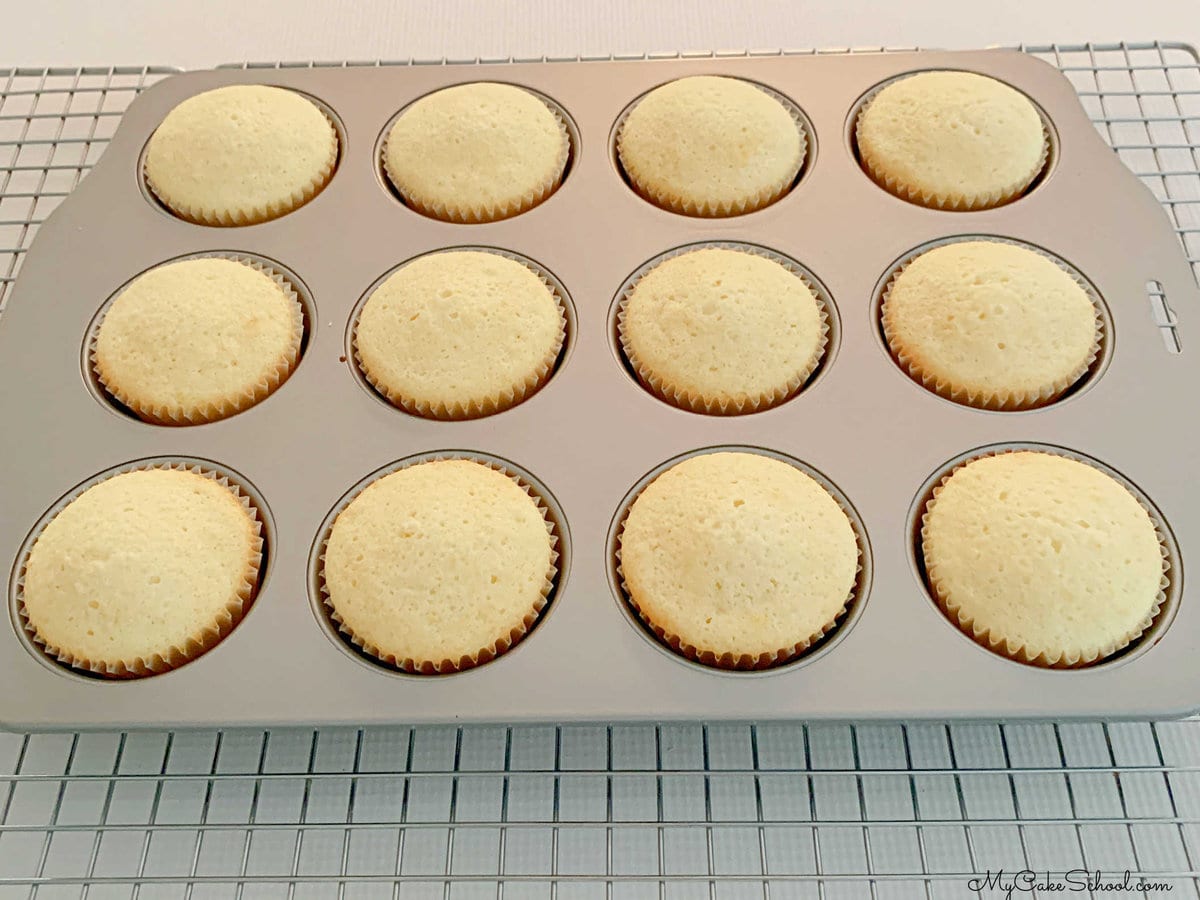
[383,82,570,222]
[618,451,859,669]
[19,466,263,677]
[144,85,338,225]
[922,451,1168,668]
[321,458,558,673]
[616,76,805,216]
[856,71,1047,210]
[93,257,304,424]
[881,240,1100,410]
[619,246,827,414]
[354,250,566,419]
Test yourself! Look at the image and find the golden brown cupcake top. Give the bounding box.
[145,85,337,225]
[617,76,805,216]
[383,82,569,222]
[323,459,557,673]
[620,247,826,414]
[354,251,565,419]
[21,467,262,677]
[620,452,858,668]
[882,241,1100,409]
[857,71,1047,210]
[94,257,303,424]
[923,451,1166,667]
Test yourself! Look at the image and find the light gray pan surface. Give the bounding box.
[1,49,1197,729]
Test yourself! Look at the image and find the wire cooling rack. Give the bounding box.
[0,42,1198,899]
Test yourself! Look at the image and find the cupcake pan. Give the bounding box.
[1,48,1198,728]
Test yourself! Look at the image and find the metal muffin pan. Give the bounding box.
[1,49,1197,729]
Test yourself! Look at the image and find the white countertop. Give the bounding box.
[0,0,1197,69]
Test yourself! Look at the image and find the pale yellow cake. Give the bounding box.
[883,240,1099,408]
[616,75,805,216]
[144,84,338,225]
[94,257,304,424]
[856,71,1047,209]
[619,247,826,414]
[881,241,1100,410]
[322,459,557,673]
[20,467,262,677]
[354,250,565,419]
[922,451,1167,668]
[383,82,569,222]
[619,452,859,668]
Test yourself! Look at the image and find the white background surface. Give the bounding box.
[0,0,1197,69]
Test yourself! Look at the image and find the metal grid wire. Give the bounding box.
[0,42,1197,898]
[0,67,177,315]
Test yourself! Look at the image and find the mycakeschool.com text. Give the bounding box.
[968,870,1174,896]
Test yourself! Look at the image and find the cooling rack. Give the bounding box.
[0,42,1197,898]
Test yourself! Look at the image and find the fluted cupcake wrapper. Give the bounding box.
[617,242,829,415]
[317,454,560,675]
[614,451,864,671]
[91,253,306,425]
[920,447,1172,669]
[616,81,808,218]
[879,237,1105,411]
[381,96,571,224]
[146,106,339,226]
[854,78,1050,211]
[352,248,568,420]
[15,460,264,679]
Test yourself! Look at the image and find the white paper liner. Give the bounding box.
[615,78,809,217]
[14,460,265,679]
[853,71,1051,211]
[144,92,339,226]
[616,242,830,415]
[352,248,568,420]
[317,454,561,675]
[380,85,572,223]
[614,450,865,671]
[878,236,1105,410]
[919,446,1173,669]
[90,253,306,425]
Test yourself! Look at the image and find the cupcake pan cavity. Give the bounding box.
[308,450,569,678]
[907,443,1181,672]
[346,246,575,418]
[9,458,272,683]
[375,83,580,221]
[1,49,1199,726]
[611,76,814,217]
[83,251,316,424]
[138,87,348,226]
[871,234,1112,411]
[607,446,871,675]
[611,241,837,414]
[847,68,1059,210]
